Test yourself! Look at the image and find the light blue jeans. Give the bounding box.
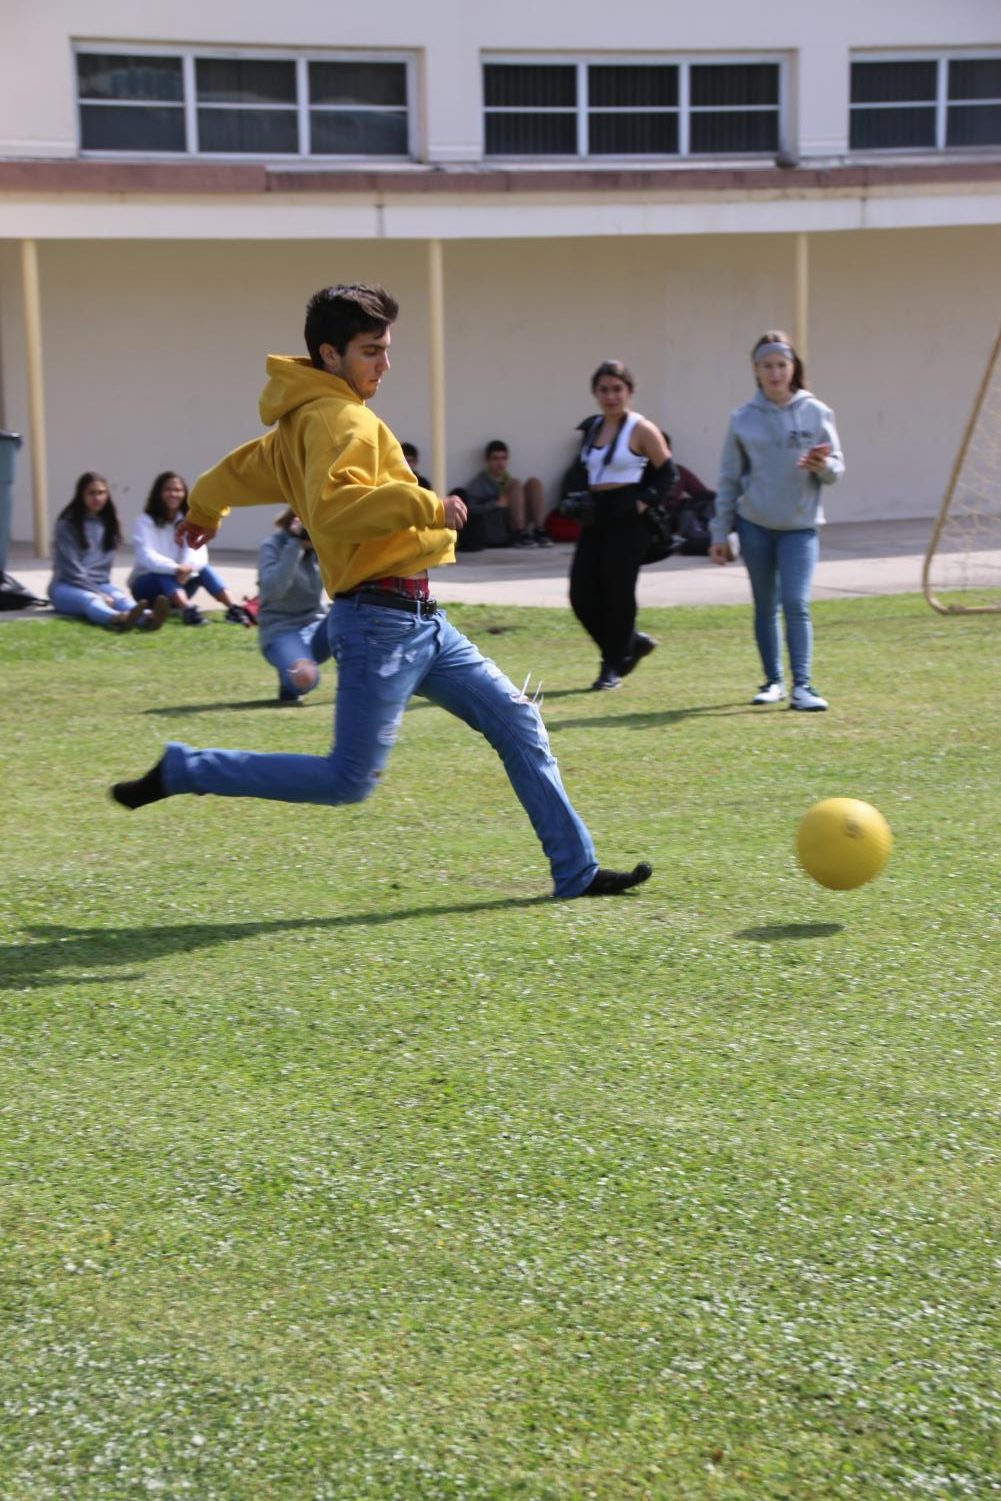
[162,597,598,897]
[736,517,819,688]
[49,580,136,627]
[262,618,332,696]
[130,564,229,603]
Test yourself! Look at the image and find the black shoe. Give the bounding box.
[182,605,207,627]
[591,665,622,691]
[582,863,653,897]
[225,603,253,626]
[533,527,554,548]
[111,756,168,810]
[619,632,657,679]
[278,687,304,706]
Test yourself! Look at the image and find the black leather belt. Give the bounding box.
[336,588,438,617]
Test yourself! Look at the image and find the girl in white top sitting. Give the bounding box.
[130,471,252,627]
[569,360,676,691]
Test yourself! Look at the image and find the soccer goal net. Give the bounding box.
[922,323,1001,614]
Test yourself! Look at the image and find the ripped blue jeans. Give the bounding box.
[162,595,598,897]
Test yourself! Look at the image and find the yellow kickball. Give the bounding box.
[796,798,893,890]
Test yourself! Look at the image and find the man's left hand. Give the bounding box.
[443,494,467,530]
[175,518,217,547]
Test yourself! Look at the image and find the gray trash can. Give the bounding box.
[0,429,24,577]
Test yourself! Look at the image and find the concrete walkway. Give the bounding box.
[2,517,987,614]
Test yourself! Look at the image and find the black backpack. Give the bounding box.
[0,572,46,611]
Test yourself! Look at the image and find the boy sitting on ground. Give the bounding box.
[460,440,552,549]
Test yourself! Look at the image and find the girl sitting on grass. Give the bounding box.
[48,472,167,632]
[257,507,331,705]
[130,471,253,627]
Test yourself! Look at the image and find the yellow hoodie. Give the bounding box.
[186,356,455,597]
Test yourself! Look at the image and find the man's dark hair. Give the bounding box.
[304,284,399,366]
[484,440,508,457]
[401,441,419,461]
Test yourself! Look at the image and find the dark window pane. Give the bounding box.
[691,64,778,107]
[483,64,576,108]
[310,109,409,154]
[484,112,576,154]
[77,53,182,103]
[947,102,1001,146]
[589,64,677,107]
[197,107,298,153]
[849,105,936,149]
[196,58,295,105]
[589,111,678,155]
[690,110,778,153]
[309,61,407,107]
[851,60,936,104]
[948,59,1001,100]
[80,103,185,151]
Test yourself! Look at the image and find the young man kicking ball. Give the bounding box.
[112,284,651,899]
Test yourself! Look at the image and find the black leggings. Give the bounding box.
[569,487,649,671]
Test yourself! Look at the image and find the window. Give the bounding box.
[483,57,781,158]
[75,47,413,158]
[850,53,1001,151]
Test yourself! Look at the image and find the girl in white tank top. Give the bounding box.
[583,411,648,487]
[568,359,674,691]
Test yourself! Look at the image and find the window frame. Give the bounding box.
[74,42,417,161]
[849,49,1001,154]
[482,52,787,162]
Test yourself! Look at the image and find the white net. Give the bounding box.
[923,324,1001,614]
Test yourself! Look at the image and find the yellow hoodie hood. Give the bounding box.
[187,355,454,597]
[258,355,357,426]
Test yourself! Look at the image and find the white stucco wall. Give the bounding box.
[2,224,998,550]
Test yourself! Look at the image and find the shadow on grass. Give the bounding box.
[735,922,844,942]
[143,698,327,715]
[2,897,554,990]
[550,701,749,731]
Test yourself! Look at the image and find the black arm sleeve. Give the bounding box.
[639,459,679,508]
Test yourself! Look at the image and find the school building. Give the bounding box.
[1,0,999,551]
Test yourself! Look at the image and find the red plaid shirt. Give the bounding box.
[363,573,431,601]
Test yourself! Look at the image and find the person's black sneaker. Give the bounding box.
[619,632,657,679]
[111,757,168,810]
[182,604,207,627]
[582,862,653,897]
[533,527,554,548]
[590,665,622,691]
[224,603,253,626]
[278,687,304,706]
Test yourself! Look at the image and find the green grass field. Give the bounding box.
[1,596,998,1500]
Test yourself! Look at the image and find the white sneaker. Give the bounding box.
[790,684,828,711]
[752,681,786,704]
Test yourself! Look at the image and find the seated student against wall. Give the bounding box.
[48,471,168,632]
[257,507,332,706]
[459,440,553,549]
[130,470,253,626]
[400,442,432,490]
[661,435,717,555]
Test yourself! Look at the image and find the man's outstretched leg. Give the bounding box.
[420,614,652,899]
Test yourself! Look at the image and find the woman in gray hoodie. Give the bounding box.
[256,507,331,704]
[709,331,844,711]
